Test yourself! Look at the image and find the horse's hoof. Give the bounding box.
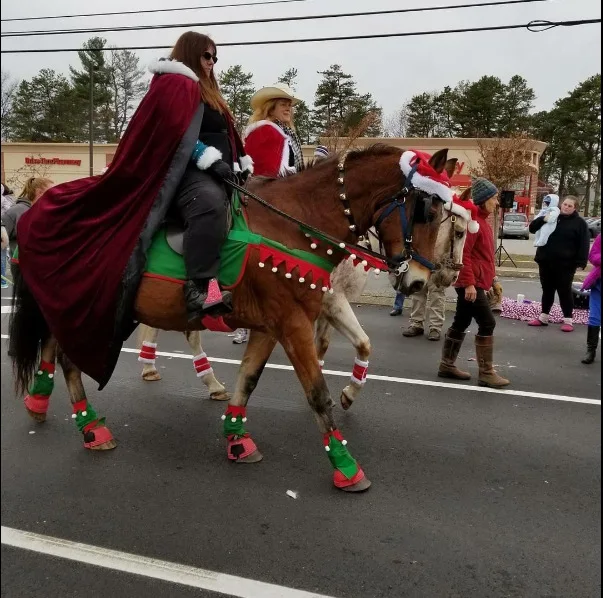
[89,439,117,451]
[83,426,116,451]
[236,449,263,463]
[26,408,47,423]
[340,390,354,410]
[334,468,371,492]
[210,390,229,402]
[142,370,162,381]
[227,436,262,463]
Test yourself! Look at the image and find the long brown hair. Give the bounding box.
[19,177,53,203]
[170,32,230,115]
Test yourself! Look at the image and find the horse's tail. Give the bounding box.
[9,265,50,396]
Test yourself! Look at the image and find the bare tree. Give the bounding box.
[5,154,53,191]
[1,70,19,140]
[382,104,409,138]
[322,112,381,155]
[471,134,537,244]
[107,48,147,141]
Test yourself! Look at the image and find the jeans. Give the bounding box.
[393,292,406,311]
[451,287,496,337]
[538,260,576,319]
[589,281,601,327]
[0,248,6,282]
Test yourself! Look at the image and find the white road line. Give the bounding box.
[1,305,13,313]
[1,526,334,598]
[1,334,600,406]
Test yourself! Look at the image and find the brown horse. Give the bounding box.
[11,146,456,492]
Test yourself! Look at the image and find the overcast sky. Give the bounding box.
[1,0,601,118]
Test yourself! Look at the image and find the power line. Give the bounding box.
[1,0,550,37]
[1,19,598,54]
[0,0,315,23]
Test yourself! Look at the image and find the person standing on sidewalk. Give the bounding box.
[528,195,590,332]
[390,292,406,316]
[1,184,15,289]
[437,178,510,388]
[402,280,446,340]
[581,233,600,364]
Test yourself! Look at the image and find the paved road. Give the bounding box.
[1,287,601,597]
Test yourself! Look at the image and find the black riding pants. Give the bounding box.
[538,260,576,319]
[174,165,229,281]
[450,287,496,337]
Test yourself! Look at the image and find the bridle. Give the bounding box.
[337,159,443,274]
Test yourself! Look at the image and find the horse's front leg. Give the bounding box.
[23,337,58,423]
[279,313,371,492]
[138,325,162,381]
[323,293,371,410]
[223,330,277,464]
[58,351,116,451]
[185,330,228,401]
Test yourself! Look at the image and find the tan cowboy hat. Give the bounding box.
[250,83,301,111]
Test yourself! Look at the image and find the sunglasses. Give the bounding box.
[202,51,218,64]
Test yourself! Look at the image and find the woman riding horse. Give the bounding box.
[14,32,253,388]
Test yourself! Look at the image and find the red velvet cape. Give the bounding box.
[17,73,201,386]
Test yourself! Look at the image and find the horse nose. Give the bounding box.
[408,280,424,295]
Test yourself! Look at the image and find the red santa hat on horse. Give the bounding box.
[399,149,479,233]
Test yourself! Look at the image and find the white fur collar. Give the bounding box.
[243,119,287,141]
[148,58,199,82]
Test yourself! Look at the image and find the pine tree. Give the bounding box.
[8,69,77,142]
[218,65,255,133]
[406,92,438,137]
[498,75,535,135]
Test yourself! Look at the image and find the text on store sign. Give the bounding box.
[25,157,82,166]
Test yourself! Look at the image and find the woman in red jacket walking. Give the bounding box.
[438,178,510,388]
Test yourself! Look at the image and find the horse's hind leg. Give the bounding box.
[24,337,58,423]
[58,351,116,451]
[322,293,371,410]
[314,312,332,371]
[279,312,370,492]
[222,330,277,464]
[186,330,228,401]
[138,325,162,381]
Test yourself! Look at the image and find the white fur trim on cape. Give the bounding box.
[243,119,287,141]
[196,146,222,170]
[444,201,480,233]
[148,58,199,82]
[239,154,254,173]
[399,151,453,204]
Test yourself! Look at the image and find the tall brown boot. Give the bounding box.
[438,328,471,380]
[475,335,510,388]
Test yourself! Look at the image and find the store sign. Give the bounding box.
[25,157,82,166]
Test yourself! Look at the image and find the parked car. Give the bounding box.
[588,217,601,238]
[500,213,530,240]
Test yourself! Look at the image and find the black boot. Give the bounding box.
[581,325,600,364]
[184,279,233,323]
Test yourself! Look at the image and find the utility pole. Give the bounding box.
[89,64,94,176]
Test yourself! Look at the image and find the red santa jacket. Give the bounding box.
[243,120,293,178]
[454,206,496,291]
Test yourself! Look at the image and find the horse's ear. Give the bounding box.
[459,187,471,201]
[429,148,449,174]
[444,158,457,179]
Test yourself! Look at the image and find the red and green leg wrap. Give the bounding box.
[72,399,114,449]
[324,429,366,488]
[222,405,257,461]
[24,360,55,415]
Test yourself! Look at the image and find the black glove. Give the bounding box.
[209,159,233,182]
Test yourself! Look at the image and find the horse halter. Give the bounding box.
[438,211,464,272]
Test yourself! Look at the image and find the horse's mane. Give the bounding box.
[303,143,402,171]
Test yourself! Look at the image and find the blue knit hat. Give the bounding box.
[314,145,329,160]
[471,177,498,205]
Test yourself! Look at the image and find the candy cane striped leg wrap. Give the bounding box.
[193,353,213,378]
[138,342,157,365]
[351,358,369,385]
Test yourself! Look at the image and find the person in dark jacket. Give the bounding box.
[438,178,510,388]
[528,195,590,332]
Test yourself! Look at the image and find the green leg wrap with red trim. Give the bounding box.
[24,360,55,415]
[72,399,114,449]
[222,405,258,461]
[324,430,366,489]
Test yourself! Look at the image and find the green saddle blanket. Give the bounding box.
[145,190,335,290]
